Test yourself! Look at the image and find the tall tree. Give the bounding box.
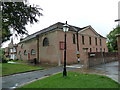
[1,2,43,44]
[107,25,120,52]
[0,48,4,58]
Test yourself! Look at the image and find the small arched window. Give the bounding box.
[24,50,27,55]
[21,44,23,49]
[31,49,36,55]
[43,37,49,46]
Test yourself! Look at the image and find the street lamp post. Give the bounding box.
[63,21,69,77]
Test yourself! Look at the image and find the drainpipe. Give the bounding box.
[72,26,80,62]
[76,30,79,51]
[76,30,80,63]
[36,35,39,63]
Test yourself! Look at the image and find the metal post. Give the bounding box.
[63,31,67,77]
[76,31,79,51]
[76,31,80,63]
[36,35,39,63]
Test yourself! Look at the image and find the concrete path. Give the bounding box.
[2,66,76,89]
[91,61,120,83]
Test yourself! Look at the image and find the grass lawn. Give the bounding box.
[20,72,120,88]
[0,63,2,76]
[2,63,44,76]
[11,60,28,63]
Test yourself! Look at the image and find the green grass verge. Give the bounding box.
[11,60,28,63]
[20,72,120,88]
[0,63,2,76]
[2,63,44,76]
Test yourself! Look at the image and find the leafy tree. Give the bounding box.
[107,25,120,52]
[0,48,4,58]
[1,2,43,44]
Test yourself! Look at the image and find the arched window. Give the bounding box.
[21,44,23,49]
[31,49,36,55]
[24,50,27,55]
[43,37,49,46]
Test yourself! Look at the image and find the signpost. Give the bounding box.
[76,51,80,62]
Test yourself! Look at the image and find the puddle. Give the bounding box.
[8,61,17,64]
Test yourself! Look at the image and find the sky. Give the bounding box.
[1,0,120,48]
[26,0,119,35]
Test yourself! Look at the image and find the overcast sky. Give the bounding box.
[26,0,119,36]
[1,0,120,48]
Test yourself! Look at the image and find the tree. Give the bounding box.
[0,48,4,58]
[1,2,43,44]
[107,25,120,52]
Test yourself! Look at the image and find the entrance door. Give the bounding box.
[28,53,30,60]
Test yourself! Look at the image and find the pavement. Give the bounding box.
[1,61,119,89]
[91,61,119,83]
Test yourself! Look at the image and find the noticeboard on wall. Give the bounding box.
[59,42,64,50]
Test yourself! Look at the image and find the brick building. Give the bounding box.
[16,22,108,65]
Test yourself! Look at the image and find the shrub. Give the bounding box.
[2,59,8,63]
[1,57,9,63]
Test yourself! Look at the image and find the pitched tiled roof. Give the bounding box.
[20,22,105,43]
[20,22,61,43]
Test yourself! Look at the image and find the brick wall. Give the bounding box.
[56,30,78,65]
[16,26,108,66]
[78,28,108,64]
[39,30,59,65]
[17,38,37,61]
[117,35,120,70]
[88,52,118,67]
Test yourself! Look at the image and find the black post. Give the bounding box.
[76,31,79,51]
[63,31,67,77]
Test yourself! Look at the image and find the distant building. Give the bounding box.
[4,38,17,60]
[15,22,108,65]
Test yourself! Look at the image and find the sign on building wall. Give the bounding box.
[59,42,64,50]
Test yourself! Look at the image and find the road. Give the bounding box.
[2,66,74,89]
